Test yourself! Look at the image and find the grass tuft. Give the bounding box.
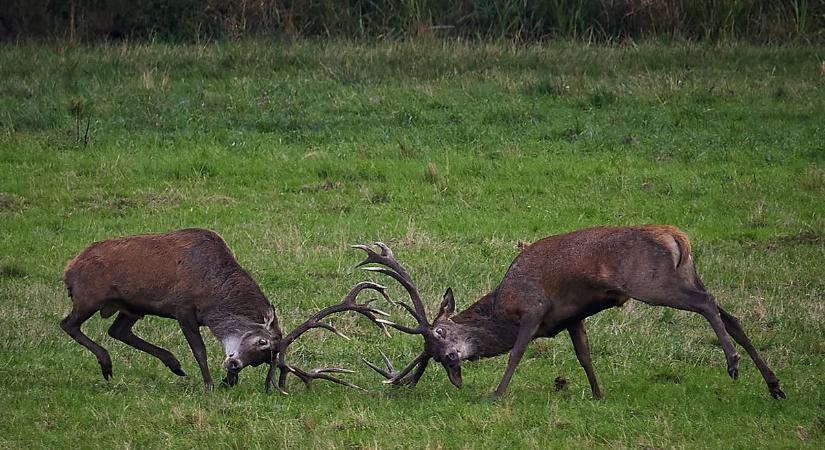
[424,162,441,184]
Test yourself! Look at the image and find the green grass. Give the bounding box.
[1,40,824,448]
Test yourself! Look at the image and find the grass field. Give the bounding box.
[1,40,824,448]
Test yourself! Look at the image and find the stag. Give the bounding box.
[61,228,391,391]
[359,225,785,399]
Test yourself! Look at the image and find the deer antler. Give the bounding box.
[353,242,438,386]
[352,242,430,332]
[267,281,394,394]
[363,350,431,386]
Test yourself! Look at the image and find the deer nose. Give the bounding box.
[447,351,459,363]
[225,357,242,372]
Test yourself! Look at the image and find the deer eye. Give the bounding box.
[258,338,269,347]
[435,327,446,338]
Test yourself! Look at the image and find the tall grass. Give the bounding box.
[2,0,823,42]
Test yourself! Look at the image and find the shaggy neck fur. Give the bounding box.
[201,271,275,341]
[451,291,520,359]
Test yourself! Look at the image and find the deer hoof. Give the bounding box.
[727,366,739,381]
[99,361,113,380]
[166,359,187,377]
[491,387,509,398]
[553,376,568,392]
[771,388,786,399]
[769,383,786,399]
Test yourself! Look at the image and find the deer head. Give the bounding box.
[222,306,282,374]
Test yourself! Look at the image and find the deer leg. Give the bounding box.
[107,312,187,377]
[494,318,541,396]
[645,289,741,381]
[61,308,113,380]
[178,318,214,390]
[568,320,602,399]
[718,307,785,399]
[693,296,741,381]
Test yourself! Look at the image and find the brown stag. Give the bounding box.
[358,225,785,399]
[62,228,392,391]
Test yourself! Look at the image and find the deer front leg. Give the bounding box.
[494,318,541,396]
[178,318,214,390]
[568,320,602,399]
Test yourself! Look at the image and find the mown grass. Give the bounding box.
[0,40,823,448]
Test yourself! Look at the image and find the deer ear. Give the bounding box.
[435,287,455,321]
[265,306,278,330]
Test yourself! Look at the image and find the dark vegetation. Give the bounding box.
[2,0,824,42]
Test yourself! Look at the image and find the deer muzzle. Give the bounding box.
[224,356,243,373]
[442,362,462,388]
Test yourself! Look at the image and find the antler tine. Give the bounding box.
[341,280,390,305]
[362,350,395,378]
[264,351,278,393]
[287,365,366,391]
[351,242,430,331]
[274,281,396,393]
[400,354,430,387]
[363,350,430,386]
[373,241,394,258]
[383,322,422,335]
[281,281,392,347]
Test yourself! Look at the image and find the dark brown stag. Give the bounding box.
[62,228,391,391]
[359,225,785,399]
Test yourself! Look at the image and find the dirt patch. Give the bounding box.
[651,372,682,384]
[764,230,825,250]
[0,263,27,279]
[0,192,27,211]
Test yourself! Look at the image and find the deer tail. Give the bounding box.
[670,229,692,268]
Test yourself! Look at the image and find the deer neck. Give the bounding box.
[451,291,520,359]
[201,272,274,338]
[204,312,261,342]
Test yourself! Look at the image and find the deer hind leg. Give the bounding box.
[60,306,113,380]
[718,307,785,399]
[695,293,741,381]
[568,320,602,399]
[107,312,187,377]
[637,288,741,382]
